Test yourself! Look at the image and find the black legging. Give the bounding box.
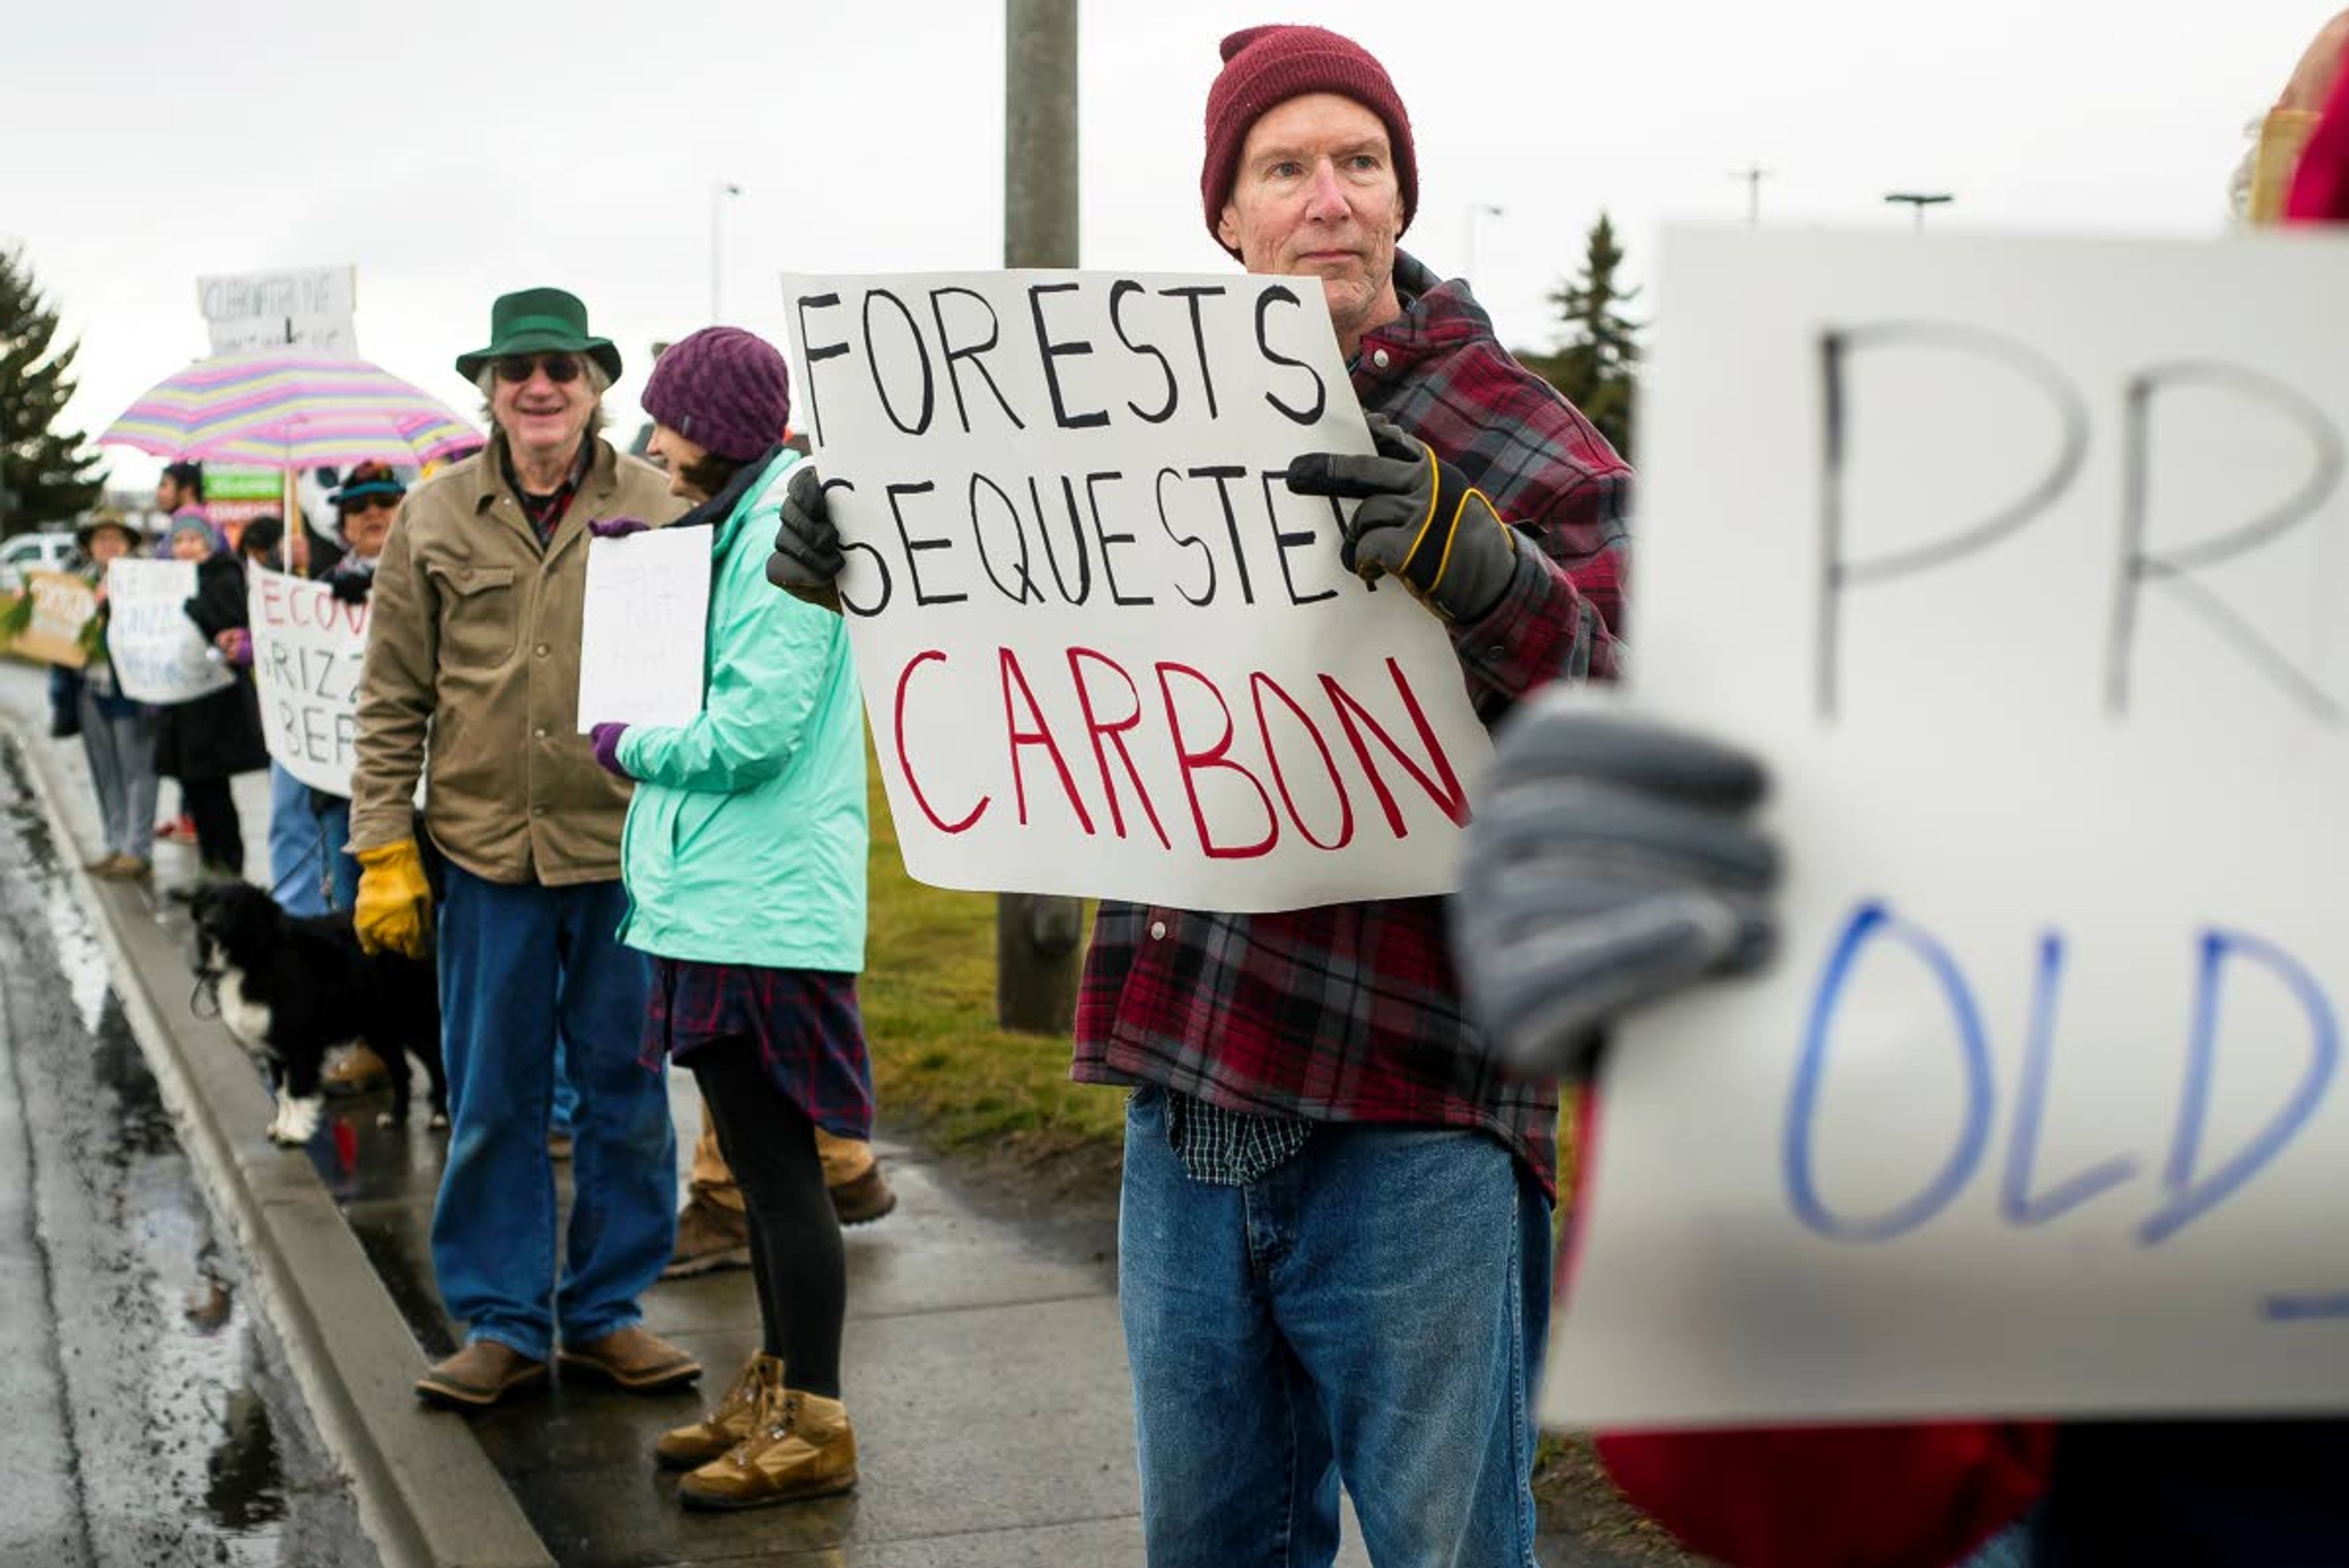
[181,776,243,873]
[688,1036,846,1399]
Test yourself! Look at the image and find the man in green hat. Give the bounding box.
[349,286,697,1410]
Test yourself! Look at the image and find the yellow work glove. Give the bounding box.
[354,841,434,959]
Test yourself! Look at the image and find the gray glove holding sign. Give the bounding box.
[1283,411,1522,622]
[1451,693,1781,1080]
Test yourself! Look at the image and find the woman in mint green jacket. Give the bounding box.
[585,327,867,1512]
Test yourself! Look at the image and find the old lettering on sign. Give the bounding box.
[1554,229,2349,1427]
[779,270,1491,912]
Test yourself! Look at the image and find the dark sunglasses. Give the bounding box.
[493,353,583,385]
[343,495,401,515]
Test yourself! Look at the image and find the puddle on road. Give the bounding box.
[0,738,348,1564]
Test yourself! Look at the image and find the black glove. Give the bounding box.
[328,572,372,604]
[764,464,845,613]
[1451,696,1780,1079]
[1285,412,1521,622]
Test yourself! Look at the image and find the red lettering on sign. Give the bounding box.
[1318,657,1471,839]
[892,650,988,833]
[1066,646,1170,847]
[1154,661,1277,860]
[998,647,1096,833]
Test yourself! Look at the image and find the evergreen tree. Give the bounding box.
[0,248,106,535]
[1518,214,1642,459]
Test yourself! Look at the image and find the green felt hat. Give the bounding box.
[454,286,623,384]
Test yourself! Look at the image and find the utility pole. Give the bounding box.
[996,0,1086,1033]
[709,182,742,322]
[1729,164,1772,226]
[1461,202,1503,282]
[1883,191,1953,232]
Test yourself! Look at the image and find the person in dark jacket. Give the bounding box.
[154,513,268,880]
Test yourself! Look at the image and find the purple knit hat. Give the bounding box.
[639,327,792,463]
[1200,24,1417,257]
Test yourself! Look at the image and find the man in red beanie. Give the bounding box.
[771,23,1628,1566]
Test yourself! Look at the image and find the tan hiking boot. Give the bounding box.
[321,1043,390,1098]
[678,1374,859,1510]
[827,1163,898,1227]
[415,1340,547,1410]
[559,1325,701,1393]
[655,1352,776,1470]
[662,1194,751,1279]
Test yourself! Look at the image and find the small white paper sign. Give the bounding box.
[577,526,711,731]
[779,269,1493,913]
[247,565,368,797]
[1549,228,2349,1430]
[105,559,234,705]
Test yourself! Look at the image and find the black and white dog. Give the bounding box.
[189,882,447,1145]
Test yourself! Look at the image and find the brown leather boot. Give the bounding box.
[559,1325,702,1393]
[827,1164,898,1227]
[321,1043,390,1098]
[415,1340,547,1410]
[655,1352,775,1470]
[661,1194,751,1279]
[678,1374,859,1510]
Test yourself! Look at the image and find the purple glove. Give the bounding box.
[588,516,651,540]
[216,628,253,667]
[589,721,633,778]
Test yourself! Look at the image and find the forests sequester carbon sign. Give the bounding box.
[781,271,1494,914]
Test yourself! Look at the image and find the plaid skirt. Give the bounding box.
[644,957,875,1140]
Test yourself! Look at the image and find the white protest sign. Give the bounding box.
[577,526,712,731]
[247,566,368,796]
[198,266,357,356]
[104,559,233,705]
[781,270,1491,912]
[1550,229,2349,1429]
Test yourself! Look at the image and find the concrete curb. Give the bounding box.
[10,726,552,1568]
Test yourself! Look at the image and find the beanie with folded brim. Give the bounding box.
[1200,24,1417,258]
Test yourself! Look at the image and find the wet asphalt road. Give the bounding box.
[0,738,370,1568]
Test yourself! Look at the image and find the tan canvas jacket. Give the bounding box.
[349,432,686,886]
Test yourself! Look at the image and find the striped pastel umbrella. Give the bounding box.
[101,352,481,469]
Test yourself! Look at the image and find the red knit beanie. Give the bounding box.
[640,326,792,463]
[1200,24,1417,257]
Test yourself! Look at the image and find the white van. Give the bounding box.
[0,530,78,594]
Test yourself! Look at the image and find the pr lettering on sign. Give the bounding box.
[780,270,1492,913]
[1549,229,2349,1429]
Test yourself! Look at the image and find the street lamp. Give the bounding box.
[1462,202,1504,283]
[710,182,743,321]
[1729,164,1772,227]
[1883,191,1953,232]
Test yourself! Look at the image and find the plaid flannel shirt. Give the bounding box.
[1071,252,1630,1200]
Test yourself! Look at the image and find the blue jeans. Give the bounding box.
[1118,1085,1551,1568]
[266,761,356,914]
[76,694,157,861]
[433,863,672,1360]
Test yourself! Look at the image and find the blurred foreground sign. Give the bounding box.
[576,525,711,732]
[777,269,1490,912]
[1552,229,2349,1428]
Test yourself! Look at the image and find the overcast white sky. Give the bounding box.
[0,0,2321,492]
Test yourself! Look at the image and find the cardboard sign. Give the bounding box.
[198,266,357,357]
[10,570,95,668]
[105,559,232,705]
[779,270,1492,913]
[247,566,368,796]
[1550,229,2349,1429]
[576,525,712,732]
